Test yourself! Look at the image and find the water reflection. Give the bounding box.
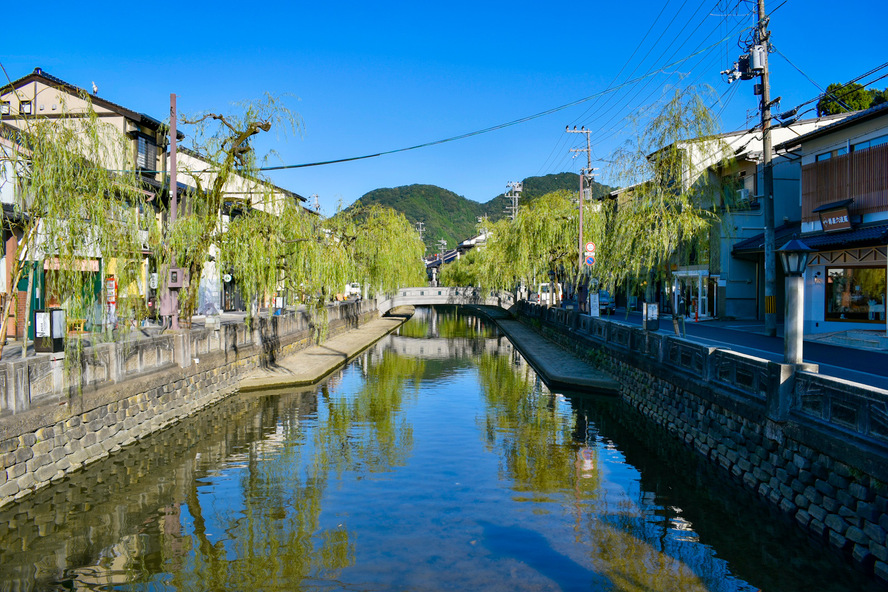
[0,307,882,591]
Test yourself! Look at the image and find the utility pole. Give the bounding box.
[758,0,777,337]
[504,181,523,220]
[567,126,596,271]
[722,0,776,336]
[416,221,425,253]
[169,93,179,331]
[311,194,320,213]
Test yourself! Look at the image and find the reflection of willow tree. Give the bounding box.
[582,514,717,592]
[316,351,425,476]
[397,318,430,338]
[165,412,355,591]
[476,354,600,496]
[477,354,726,591]
[436,309,496,340]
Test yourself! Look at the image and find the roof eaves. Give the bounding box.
[774,103,888,152]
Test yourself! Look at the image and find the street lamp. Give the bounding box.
[778,238,814,365]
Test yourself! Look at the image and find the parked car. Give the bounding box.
[598,290,616,314]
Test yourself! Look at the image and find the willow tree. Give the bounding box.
[328,204,427,298]
[447,190,604,296]
[605,86,732,317]
[170,93,302,321]
[0,96,150,358]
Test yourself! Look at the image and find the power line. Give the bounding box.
[258,34,740,172]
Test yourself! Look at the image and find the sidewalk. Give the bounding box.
[651,311,888,353]
[238,315,408,392]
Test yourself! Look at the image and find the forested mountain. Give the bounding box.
[344,173,614,253]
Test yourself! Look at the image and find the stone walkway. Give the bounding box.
[239,315,408,392]
[494,319,619,395]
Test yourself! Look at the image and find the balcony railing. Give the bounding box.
[802,143,888,222]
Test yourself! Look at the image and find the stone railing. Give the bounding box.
[377,287,515,315]
[519,301,888,448]
[0,299,377,418]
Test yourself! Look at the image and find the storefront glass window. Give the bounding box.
[825,267,886,322]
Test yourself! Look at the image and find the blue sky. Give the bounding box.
[3,1,886,215]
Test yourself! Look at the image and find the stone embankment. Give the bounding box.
[517,302,888,584]
[0,300,386,509]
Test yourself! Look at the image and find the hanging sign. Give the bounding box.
[819,207,852,232]
[105,277,117,304]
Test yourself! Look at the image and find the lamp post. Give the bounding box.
[778,238,814,365]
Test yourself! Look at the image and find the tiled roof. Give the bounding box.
[774,102,888,151]
[732,221,801,253]
[4,68,166,131]
[733,221,888,254]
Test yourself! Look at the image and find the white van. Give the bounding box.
[537,282,563,306]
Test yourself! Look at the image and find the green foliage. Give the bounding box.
[817,82,873,116]
[436,87,729,302]
[345,174,613,255]
[329,204,426,297]
[606,86,728,291]
[0,94,150,355]
[350,184,481,254]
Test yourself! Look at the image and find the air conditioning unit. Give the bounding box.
[737,188,750,201]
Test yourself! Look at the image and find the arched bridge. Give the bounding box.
[377,287,515,316]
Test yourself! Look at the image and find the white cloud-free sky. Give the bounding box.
[3,0,885,215]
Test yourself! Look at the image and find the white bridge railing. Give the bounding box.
[377,287,515,315]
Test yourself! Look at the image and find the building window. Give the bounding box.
[0,102,9,116]
[19,100,32,116]
[815,147,848,161]
[851,134,888,152]
[825,267,886,322]
[136,136,157,170]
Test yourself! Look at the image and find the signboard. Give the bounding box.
[585,255,595,266]
[105,277,117,304]
[588,291,600,317]
[585,242,596,253]
[35,311,50,338]
[819,207,852,232]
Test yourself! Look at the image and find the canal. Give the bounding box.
[0,307,883,591]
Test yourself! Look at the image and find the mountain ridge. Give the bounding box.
[345,173,613,252]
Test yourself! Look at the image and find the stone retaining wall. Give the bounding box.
[517,302,888,583]
[0,300,378,509]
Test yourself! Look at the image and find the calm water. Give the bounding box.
[0,307,883,591]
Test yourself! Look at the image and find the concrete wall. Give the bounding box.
[0,300,378,509]
[517,302,888,583]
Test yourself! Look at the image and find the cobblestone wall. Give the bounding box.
[517,303,888,584]
[0,301,378,510]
